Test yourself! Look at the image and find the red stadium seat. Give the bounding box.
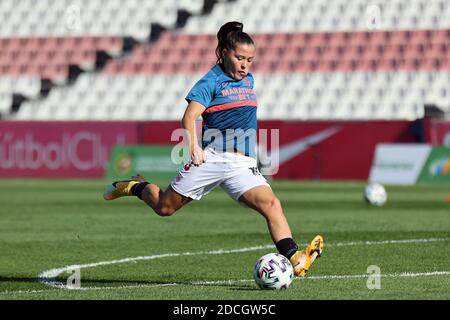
[377,58,397,71]
[439,58,450,70]
[339,59,359,72]
[327,32,350,48]
[387,31,409,45]
[419,57,441,71]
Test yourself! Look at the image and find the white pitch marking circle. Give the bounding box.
[37,238,450,291]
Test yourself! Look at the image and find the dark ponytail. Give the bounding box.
[215,21,254,64]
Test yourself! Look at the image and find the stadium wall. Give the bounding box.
[425,118,450,147]
[141,120,419,180]
[0,120,429,180]
[259,121,419,180]
[0,121,139,178]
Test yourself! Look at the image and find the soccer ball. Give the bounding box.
[363,183,387,206]
[253,253,294,290]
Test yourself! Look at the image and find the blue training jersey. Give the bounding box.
[185,64,258,158]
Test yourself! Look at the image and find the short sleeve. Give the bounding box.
[185,77,215,107]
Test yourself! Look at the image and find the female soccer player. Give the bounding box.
[103,21,324,277]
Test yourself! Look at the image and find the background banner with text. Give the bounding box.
[106,145,183,181]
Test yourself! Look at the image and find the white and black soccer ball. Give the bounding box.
[363,183,387,206]
[253,253,294,290]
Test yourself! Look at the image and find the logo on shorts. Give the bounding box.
[249,167,262,176]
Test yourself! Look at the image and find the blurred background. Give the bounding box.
[1,0,449,184]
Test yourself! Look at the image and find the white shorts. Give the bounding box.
[170,148,270,201]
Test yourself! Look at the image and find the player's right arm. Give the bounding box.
[182,101,206,166]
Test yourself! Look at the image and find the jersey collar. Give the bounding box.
[212,64,249,82]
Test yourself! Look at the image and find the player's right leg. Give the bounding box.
[141,184,192,216]
[103,174,147,200]
[103,175,192,216]
[104,158,222,216]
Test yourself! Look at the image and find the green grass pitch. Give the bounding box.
[0,179,449,300]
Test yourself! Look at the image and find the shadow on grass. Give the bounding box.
[0,275,257,291]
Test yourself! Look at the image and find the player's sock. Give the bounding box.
[131,182,149,200]
[275,237,299,260]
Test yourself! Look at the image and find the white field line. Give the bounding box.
[38,244,277,287]
[2,271,450,295]
[0,237,447,295]
[0,283,179,295]
[331,238,449,247]
[38,237,449,285]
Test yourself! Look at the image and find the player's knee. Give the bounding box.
[260,196,282,213]
[269,196,282,211]
[155,205,176,217]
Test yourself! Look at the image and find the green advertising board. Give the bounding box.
[106,145,187,181]
[417,147,450,184]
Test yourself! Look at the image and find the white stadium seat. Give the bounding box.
[3,0,450,121]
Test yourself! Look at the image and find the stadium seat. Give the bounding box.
[3,0,450,121]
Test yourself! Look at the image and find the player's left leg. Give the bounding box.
[238,185,292,243]
[239,185,324,277]
[222,165,323,277]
